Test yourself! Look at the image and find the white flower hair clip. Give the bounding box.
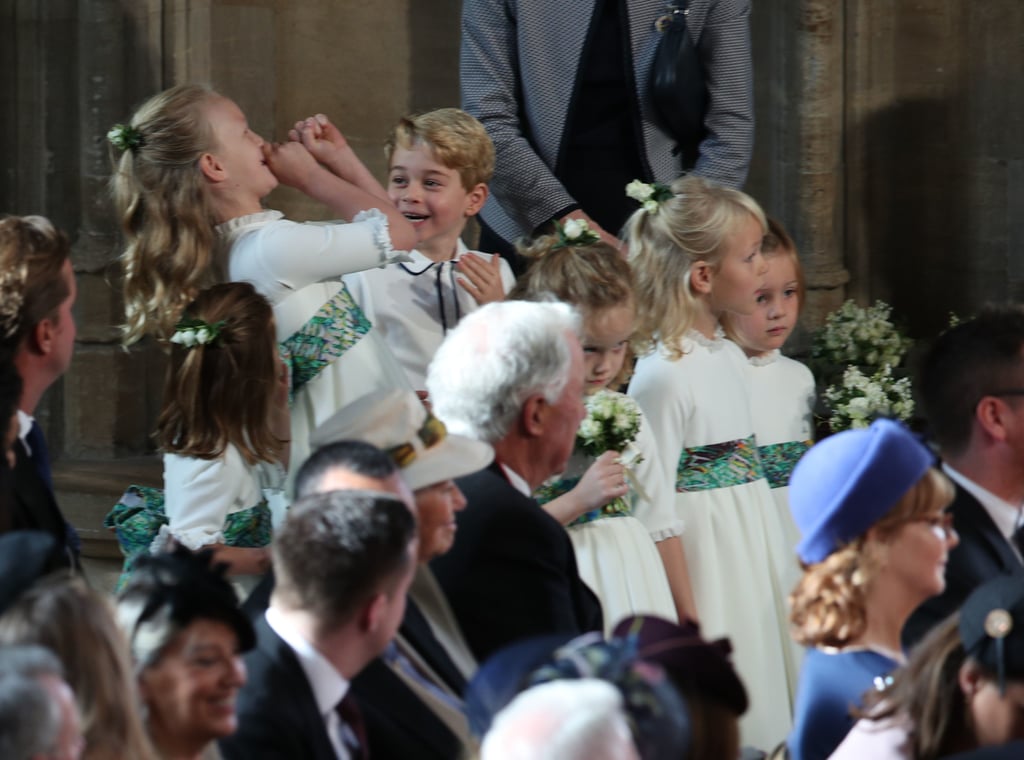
[553,217,601,249]
[169,318,226,349]
[625,180,674,214]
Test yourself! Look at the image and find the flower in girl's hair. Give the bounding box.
[625,180,674,215]
[170,318,226,348]
[553,218,601,249]
[107,123,144,153]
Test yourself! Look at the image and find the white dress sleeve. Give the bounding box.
[631,409,685,539]
[628,349,693,524]
[155,446,257,552]
[230,210,409,303]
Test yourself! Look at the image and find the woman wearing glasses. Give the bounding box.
[785,419,958,760]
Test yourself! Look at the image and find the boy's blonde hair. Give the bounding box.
[109,83,221,345]
[626,175,766,360]
[385,108,494,191]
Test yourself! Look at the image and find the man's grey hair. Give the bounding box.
[481,679,638,760]
[0,645,65,760]
[426,300,581,444]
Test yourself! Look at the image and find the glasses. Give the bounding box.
[915,511,957,540]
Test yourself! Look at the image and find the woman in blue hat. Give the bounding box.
[829,573,1024,759]
[785,419,958,760]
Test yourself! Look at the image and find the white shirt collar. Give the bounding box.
[943,462,1024,559]
[17,409,33,452]
[265,606,349,717]
[500,464,531,497]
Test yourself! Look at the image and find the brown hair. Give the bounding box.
[681,692,741,760]
[110,84,222,344]
[790,467,954,648]
[0,216,71,350]
[509,233,636,387]
[625,175,767,360]
[154,282,281,465]
[858,615,974,760]
[385,108,494,191]
[0,575,158,760]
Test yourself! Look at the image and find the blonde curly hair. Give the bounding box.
[789,467,954,648]
[625,174,766,360]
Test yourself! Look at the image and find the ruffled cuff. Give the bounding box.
[149,524,224,554]
[353,208,412,266]
[649,520,686,542]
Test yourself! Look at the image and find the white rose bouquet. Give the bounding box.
[576,390,648,503]
[824,365,914,432]
[811,300,912,373]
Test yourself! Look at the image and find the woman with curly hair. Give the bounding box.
[785,419,958,760]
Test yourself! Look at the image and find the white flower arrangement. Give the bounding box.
[577,390,643,459]
[824,365,915,432]
[169,319,225,348]
[624,179,674,215]
[811,300,912,372]
[553,217,601,249]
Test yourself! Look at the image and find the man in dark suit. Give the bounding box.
[904,306,1024,647]
[426,300,604,662]
[1,216,80,570]
[220,490,417,760]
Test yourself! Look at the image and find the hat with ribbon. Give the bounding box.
[309,389,494,491]
[789,418,935,564]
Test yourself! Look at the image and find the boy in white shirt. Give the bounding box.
[344,109,515,390]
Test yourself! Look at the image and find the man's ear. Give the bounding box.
[199,151,227,183]
[690,261,713,295]
[976,396,1011,443]
[521,394,547,437]
[359,592,388,634]
[28,318,55,357]
[464,183,489,217]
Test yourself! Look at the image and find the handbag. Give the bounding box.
[649,0,709,169]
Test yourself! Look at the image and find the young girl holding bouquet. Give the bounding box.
[625,175,796,750]
[107,283,288,596]
[109,85,417,472]
[722,218,815,600]
[510,222,696,631]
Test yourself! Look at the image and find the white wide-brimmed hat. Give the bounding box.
[309,389,494,491]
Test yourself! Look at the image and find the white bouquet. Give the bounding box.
[577,390,643,458]
[824,365,914,432]
[811,300,912,372]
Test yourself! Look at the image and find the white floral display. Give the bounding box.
[824,365,914,432]
[811,299,912,371]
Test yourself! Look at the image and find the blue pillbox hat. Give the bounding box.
[789,418,934,564]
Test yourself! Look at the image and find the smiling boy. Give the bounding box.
[343,109,515,390]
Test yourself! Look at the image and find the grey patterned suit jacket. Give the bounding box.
[461,0,754,243]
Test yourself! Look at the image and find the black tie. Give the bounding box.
[1013,523,1024,561]
[336,693,369,760]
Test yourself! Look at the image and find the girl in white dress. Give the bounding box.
[625,175,796,750]
[509,222,697,632]
[107,282,289,597]
[110,85,417,473]
[722,218,816,687]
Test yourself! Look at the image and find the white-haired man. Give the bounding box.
[426,300,603,660]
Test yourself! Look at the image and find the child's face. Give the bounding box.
[387,143,486,260]
[204,96,278,201]
[708,213,768,318]
[729,254,800,355]
[582,303,634,393]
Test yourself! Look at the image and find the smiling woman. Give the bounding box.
[116,548,255,760]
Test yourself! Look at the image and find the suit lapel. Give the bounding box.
[953,486,1022,572]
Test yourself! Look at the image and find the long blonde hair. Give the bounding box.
[626,175,766,360]
[789,467,954,648]
[110,84,221,344]
[0,575,158,760]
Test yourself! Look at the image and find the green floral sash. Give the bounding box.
[676,435,766,492]
[534,476,634,526]
[104,485,273,590]
[759,440,813,489]
[279,283,371,395]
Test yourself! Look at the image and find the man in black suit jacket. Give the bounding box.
[221,491,417,760]
[904,307,1024,647]
[427,300,604,662]
[1,216,80,570]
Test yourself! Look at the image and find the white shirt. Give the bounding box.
[265,607,352,760]
[343,241,515,389]
[500,463,531,497]
[16,409,33,453]
[943,462,1024,562]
